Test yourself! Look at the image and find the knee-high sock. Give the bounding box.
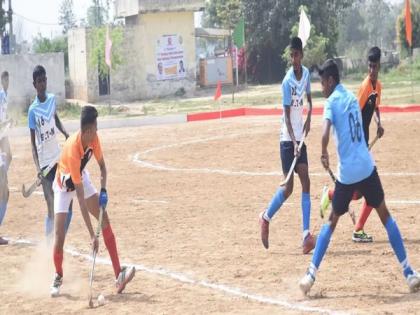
[302,193,311,238]
[53,248,64,276]
[311,223,333,272]
[45,215,54,237]
[328,189,334,201]
[385,216,413,278]
[354,201,373,231]
[103,224,121,279]
[0,201,7,226]
[264,188,286,221]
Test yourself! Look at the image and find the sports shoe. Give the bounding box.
[407,272,420,293]
[320,186,330,219]
[50,273,63,297]
[352,230,373,243]
[302,233,316,254]
[299,272,315,295]
[116,266,136,294]
[259,211,269,249]
[0,236,8,245]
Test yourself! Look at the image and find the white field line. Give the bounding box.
[133,132,420,178]
[7,238,345,315]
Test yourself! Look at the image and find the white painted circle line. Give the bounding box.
[7,238,344,315]
[132,132,420,178]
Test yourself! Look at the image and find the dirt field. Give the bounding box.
[1,112,420,314]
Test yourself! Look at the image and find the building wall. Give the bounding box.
[137,11,197,99]
[68,11,198,103]
[0,53,65,110]
[67,28,88,101]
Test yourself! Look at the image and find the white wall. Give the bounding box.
[0,53,65,111]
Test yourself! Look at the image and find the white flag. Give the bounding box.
[298,8,311,48]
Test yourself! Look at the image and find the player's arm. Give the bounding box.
[75,183,99,252]
[282,81,299,156]
[374,88,384,138]
[304,93,313,136]
[30,129,41,173]
[55,113,69,139]
[98,157,107,190]
[321,119,332,170]
[284,106,299,157]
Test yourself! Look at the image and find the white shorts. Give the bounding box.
[53,170,97,214]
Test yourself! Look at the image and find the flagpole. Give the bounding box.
[235,46,239,87]
[108,67,111,114]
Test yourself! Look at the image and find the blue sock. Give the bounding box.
[265,188,286,220]
[311,223,332,270]
[45,215,54,237]
[0,201,7,225]
[302,193,311,237]
[385,216,414,278]
[65,208,73,234]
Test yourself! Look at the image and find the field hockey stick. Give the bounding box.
[21,161,57,198]
[368,135,379,150]
[279,132,307,187]
[324,165,356,225]
[88,205,105,308]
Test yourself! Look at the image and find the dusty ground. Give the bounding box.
[1,112,420,314]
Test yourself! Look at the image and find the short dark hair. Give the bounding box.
[81,105,98,130]
[1,71,9,79]
[368,46,381,63]
[290,37,303,52]
[318,59,340,84]
[33,65,46,82]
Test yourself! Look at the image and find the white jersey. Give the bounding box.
[280,66,311,142]
[28,93,61,169]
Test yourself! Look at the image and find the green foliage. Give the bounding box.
[88,26,123,80]
[337,0,399,60]
[32,34,67,54]
[32,34,69,71]
[59,0,77,34]
[203,0,243,29]
[397,0,420,57]
[241,0,353,82]
[281,9,329,69]
[87,0,110,27]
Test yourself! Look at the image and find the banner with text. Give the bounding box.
[156,34,186,80]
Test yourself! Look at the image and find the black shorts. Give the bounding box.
[332,167,384,216]
[280,141,308,175]
[42,164,57,184]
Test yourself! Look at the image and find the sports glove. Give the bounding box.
[99,188,108,208]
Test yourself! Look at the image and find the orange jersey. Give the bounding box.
[56,131,103,190]
[358,76,382,145]
[357,76,382,111]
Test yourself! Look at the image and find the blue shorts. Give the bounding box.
[332,167,384,216]
[280,141,308,175]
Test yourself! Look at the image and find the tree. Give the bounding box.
[88,26,123,80]
[241,0,353,82]
[59,0,77,34]
[282,15,329,71]
[87,0,110,27]
[203,0,243,29]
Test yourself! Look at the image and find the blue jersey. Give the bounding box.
[28,93,61,169]
[323,84,374,184]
